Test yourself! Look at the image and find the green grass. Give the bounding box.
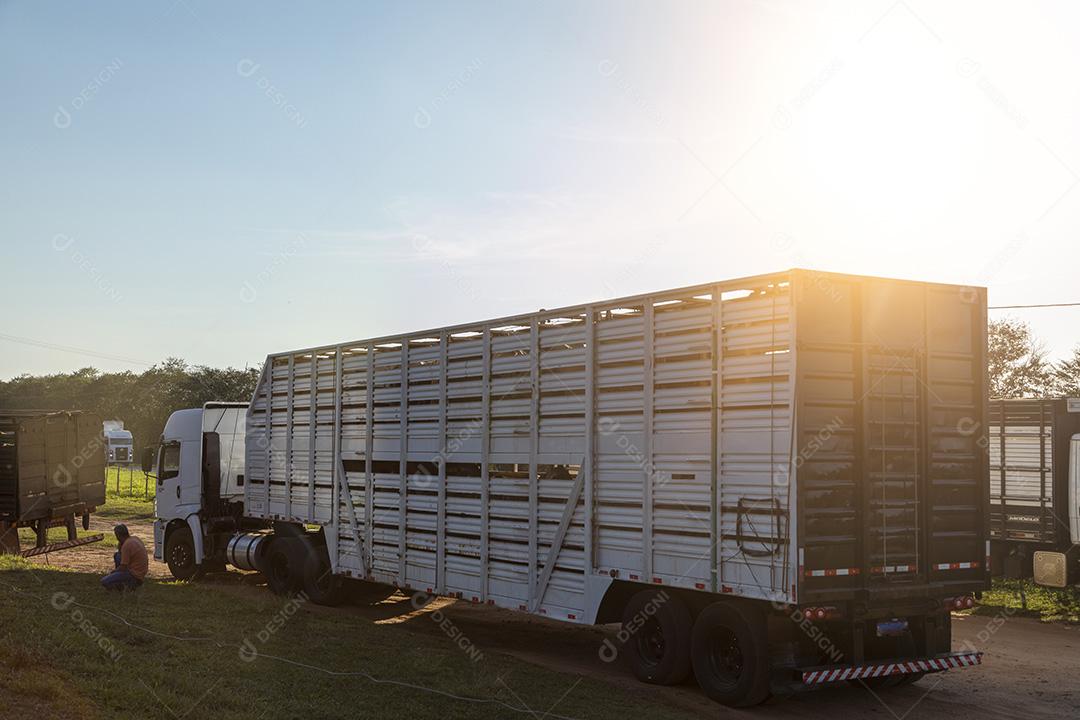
[0,559,695,720]
[973,578,1080,623]
[97,469,156,521]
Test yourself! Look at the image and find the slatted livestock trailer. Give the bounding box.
[0,410,106,555]
[988,398,1080,586]
[242,269,989,705]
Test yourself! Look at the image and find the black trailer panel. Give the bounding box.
[795,276,988,607]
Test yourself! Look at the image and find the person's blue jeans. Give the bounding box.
[101,551,142,592]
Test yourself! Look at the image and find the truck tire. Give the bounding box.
[621,589,693,686]
[165,525,204,581]
[301,548,347,606]
[265,539,303,595]
[691,601,771,707]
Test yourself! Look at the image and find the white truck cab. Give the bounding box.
[103,420,134,464]
[148,402,254,578]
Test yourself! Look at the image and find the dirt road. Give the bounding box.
[379,596,1080,719]
[25,517,167,579]
[26,536,1080,718]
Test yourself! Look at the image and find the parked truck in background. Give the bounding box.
[988,397,1080,587]
[103,420,134,464]
[149,269,989,706]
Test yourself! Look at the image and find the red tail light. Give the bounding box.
[943,595,976,610]
[800,606,840,620]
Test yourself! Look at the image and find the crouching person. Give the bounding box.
[101,524,148,592]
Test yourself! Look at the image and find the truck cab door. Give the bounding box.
[156,441,183,519]
[156,438,202,518]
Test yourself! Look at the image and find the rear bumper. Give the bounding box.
[801,651,982,685]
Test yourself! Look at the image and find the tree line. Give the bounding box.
[0,320,1077,453]
[0,358,259,451]
[989,318,1080,398]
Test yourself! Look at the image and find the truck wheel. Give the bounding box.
[621,589,693,685]
[691,601,771,707]
[165,526,204,581]
[265,539,302,595]
[301,550,347,606]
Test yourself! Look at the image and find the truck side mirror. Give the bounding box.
[141,446,156,475]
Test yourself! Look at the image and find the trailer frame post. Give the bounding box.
[481,327,492,601]
[365,347,375,576]
[529,318,540,603]
[643,299,654,582]
[308,352,317,522]
[437,332,448,594]
[399,341,409,583]
[584,306,596,576]
[285,354,295,522]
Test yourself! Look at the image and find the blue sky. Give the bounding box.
[3,1,1080,378]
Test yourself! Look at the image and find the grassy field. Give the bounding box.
[0,557,694,720]
[96,468,156,520]
[973,578,1080,623]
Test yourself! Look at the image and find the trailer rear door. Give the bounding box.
[794,272,988,605]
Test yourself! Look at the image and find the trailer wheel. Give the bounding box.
[165,526,204,581]
[621,590,693,686]
[690,602,770,707]
[301,549,347,607]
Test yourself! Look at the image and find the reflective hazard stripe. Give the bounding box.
[934,561,980,571]
[801,652,982,685]
[871,564,917,574]
[804,567,861,577]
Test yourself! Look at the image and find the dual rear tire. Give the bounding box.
[621,591,769,707]
[264,535,348,607]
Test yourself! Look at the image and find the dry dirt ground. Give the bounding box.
[25,525,1080,719]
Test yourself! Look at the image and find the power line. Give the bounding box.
[989,302,1080,309]
[0,332,152,366]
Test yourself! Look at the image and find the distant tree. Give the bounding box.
[988,317,1051,398]
[0,358,259,451]
[1049,346,1080,397]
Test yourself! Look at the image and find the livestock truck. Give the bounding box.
[150,269,989,706]
[988,397,1080,587]
[0,410,106,555]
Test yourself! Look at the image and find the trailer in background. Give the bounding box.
[0,410,106,555]
[989,397,1080,586]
